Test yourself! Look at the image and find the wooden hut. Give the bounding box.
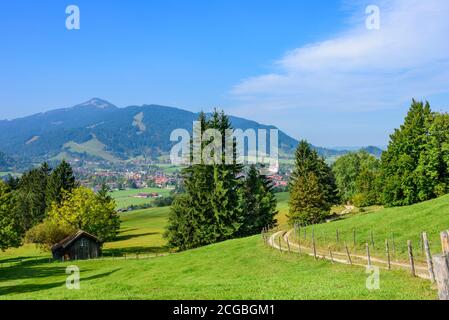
[51,230,102,261]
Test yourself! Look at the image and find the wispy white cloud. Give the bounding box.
[230,0,449,115]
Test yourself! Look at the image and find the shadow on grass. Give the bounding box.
[115,232,159,242]
[0,256,35,264]
[0,257,55,270]
[103,246,169,256]
[0,263,68,283]
[118,227,138,233]
[0,255,96,282]
[0,269,120,296]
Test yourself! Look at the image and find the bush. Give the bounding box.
[153,196,174,207]
[352,192,377,208]
[48,187,120,242]
[25,219,76,250]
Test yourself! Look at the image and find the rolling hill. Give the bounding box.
[0,195,437,300]
[0,98,354,164]
[278,193,449,264]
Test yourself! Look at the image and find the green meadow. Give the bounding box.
[110,187,172,209]
[293,194,449,263]
[0,192,442,300]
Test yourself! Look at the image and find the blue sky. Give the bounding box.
[1,0,449,147]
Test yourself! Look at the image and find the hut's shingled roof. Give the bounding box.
[51,230,102,252]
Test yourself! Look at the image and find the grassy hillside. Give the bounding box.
[111,187,172,209]
[63,136,119,163]
[0,195,439,300]
[0,236,435,300]
[0,206,170,263]
[104,207,170,255]
[281,194,449,264]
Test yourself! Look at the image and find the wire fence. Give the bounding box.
[262,225,439,282]
[0,251,173,268]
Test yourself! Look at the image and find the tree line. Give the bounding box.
[289,100,449,226]
[165,111,278,251]
[0,160,120,251]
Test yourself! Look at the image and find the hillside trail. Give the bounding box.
[267,230,431,280]
[340,205,355,215]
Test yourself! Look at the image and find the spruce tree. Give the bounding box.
[97,183,113,203]
[165,110,245,250]
[0,181,22,251]
[289,172,328,225]
[209,111,244,241]
[46,160,77,207]
[15,162,52,231]
[239,165,277,236]
[288,140,338,225]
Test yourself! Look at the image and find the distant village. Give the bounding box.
[74,166,178,191]
[72,162,290,194]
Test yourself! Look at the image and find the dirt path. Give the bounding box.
[341,205,355,215]
[267,229,431,280]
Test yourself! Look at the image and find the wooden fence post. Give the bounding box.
[366,243,371,268]
[434,231,449,300]
[336,229,340,244]
[392,233,396,260]
[422,232,435,283]
[345,242,352,265]
[328,246,334,264]
[441,231,449,254]
[287,237,291,254]
[433,254,449,300]
[408,240,416,277]
[278,236,282,252]
[421,232,425,256]
[353,229,356,248]
[370,231,375,249]
[312,227,317,260]
[385,239,391,270]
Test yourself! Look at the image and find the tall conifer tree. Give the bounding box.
[165,110,244,250]
[46,160,77,207]
[239,165,277,235]
[381,100,433,206]
[288,140,338,225]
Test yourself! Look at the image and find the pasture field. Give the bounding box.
[0,194,440,300]
[103,206,170,255]
[0,236,436,300]
[157,163,184,174]
[110,187,172,209]
[290,195,449,263]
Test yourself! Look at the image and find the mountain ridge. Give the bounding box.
[0,99,380,165]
